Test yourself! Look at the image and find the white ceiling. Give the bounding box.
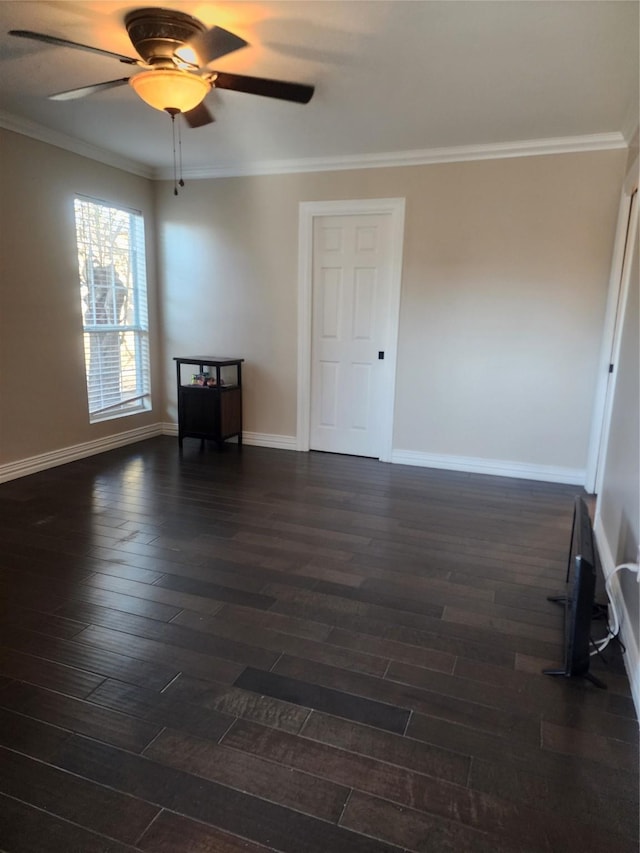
[0,1,638,177]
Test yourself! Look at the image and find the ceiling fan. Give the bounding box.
[9,6,315,128]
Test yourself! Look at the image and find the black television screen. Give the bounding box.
[543,496,605,688]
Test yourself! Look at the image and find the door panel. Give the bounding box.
[350,362,372,430]
[353,268,376,339]
[310,213,391,457]
[319,269,341,338]
[318,361,339,427]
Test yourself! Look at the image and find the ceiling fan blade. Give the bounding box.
[9,29,140,65]
[185,26,248,66]
[182,102,215,128]
[211,72,314,104]
[49,78,130,101]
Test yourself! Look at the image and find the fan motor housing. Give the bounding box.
[125,7,205,65]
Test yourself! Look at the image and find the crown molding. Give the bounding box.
[154,131,628,181]
[0,109,627,182]
[0,110,153,179]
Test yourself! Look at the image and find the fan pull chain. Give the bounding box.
[178,118,185,188]
[166,109,185,195]
[170,111,178,195]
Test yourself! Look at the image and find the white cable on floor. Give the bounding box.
[590,562,640,655]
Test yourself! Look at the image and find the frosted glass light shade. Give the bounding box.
[129,70,210,113]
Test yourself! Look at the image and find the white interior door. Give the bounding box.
[309,213,392,457]
[297,198,405,461]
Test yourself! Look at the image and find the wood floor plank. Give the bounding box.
[87,678,234,742]
[360,572,496,603]
[0,541,94,574]
[0,792,141,853]
[161,674,312,734]
[469,754,640,841]
[214,602,333,642]
[82,560,164,584]
[267,584,563,660]
[0,646,105,699]
[54,583,184,622]
[340,788,541,853]
[0,567,181,622]
[220,717,557,848]
[57,602,280,671]
[313,578,447,619]
[441,604,561,642]
[154,558,320,592]
[0,745,160,844]
[452,655,619,719]
[0,583,75,621]
[607,692,638,719]
[353,619,518,668]
[177,537,304,575]
[300,710,471,785]
[74,624,246,684]
[84,571,227,616]
[172,607,390,677]
[0,625,180,691]
[234,666,411,734]
[145,727,350,822]
[153,572,277,610]
[326,626,458,673]
[87,545,208,578]
[0,707,72,762]
[265,581,445,626]
[54,734,404,853]
[540,719,638,770]
[274,654,540,744]
[0,596,88,639]
[385,657,578,719]
[410,709,639,802]
[137,810,274,853]
[0,682,163,752]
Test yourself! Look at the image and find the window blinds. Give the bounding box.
[74,197,151,422]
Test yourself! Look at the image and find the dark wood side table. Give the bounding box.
[174,356,244,450]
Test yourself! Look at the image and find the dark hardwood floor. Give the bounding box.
[0,436,637,852]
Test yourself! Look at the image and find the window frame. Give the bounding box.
[74,195,152,424]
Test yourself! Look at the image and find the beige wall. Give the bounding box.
[0,129,161,464]
[156,149,626,472]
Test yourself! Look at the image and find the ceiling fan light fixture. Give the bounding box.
[129,69,210,113]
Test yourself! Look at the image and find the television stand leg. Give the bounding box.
[542,668,607,689]
[583,672,607,690]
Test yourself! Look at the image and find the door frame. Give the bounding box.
[297,198,405,461]
[585,156,639,494]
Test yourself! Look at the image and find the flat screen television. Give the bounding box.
[543,496,606,689]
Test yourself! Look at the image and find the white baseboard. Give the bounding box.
[242,431,297,451]
[161,423,297,452]
[163,427,585,481]
[1,428,587,486]
[162,430,586,480]
[0,423,163,484]
[593,515,640,719]
[391,449,585,485]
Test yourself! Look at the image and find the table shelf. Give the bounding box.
[174,356,244,450]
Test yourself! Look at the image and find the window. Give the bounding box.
[74,196,151,422]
